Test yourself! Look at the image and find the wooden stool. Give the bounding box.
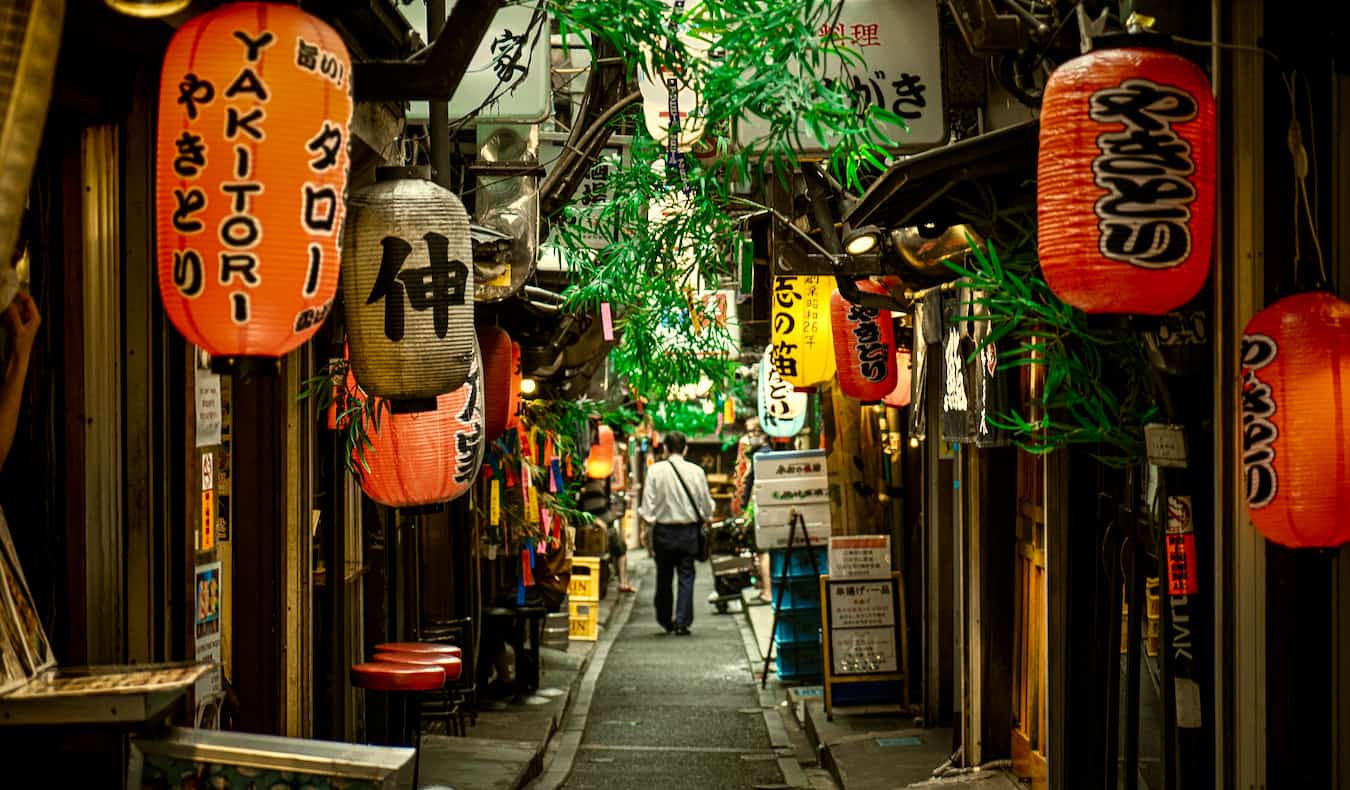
[351,661,445,787]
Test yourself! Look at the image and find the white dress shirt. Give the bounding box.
[639,453,715,525]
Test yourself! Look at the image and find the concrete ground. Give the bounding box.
[538,551,788,790]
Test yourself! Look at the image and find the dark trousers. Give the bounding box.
[653,523,698,630]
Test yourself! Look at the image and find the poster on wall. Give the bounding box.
[194,349,222,448]
[194,562,222,701]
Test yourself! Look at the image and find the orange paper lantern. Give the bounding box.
[586,424,616,480]
[354,350,485,509]
[157,2,352,368]
[830,286,898,403]
[883,351,913,408]
[1241,292,1350,548]
[478,325,516,442]
[506,341,522,431]
[1038,45,1216,315]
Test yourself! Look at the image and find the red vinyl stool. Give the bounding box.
[374,651,465,736]
[351,661,445,786]
[376,641,463,659]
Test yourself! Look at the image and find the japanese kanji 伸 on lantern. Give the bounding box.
[770,276,836,389]
[343,168,474,405]
[157,2,352,368]
[1037,43,1216,315]
[1240,291,1350,548]
[830,284,898,403]
[478,325,517,443]
[882,350,913,409]
[353,346,485,510]
[586,424,617,480]
[758,344,807,440]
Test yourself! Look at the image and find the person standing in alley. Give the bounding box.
[639,431,713,636]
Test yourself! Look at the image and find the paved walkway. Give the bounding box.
[559,555,785,790]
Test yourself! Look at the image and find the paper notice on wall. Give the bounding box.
[194,562,222,700]
[828,536,891,580]
[194,360,222,448]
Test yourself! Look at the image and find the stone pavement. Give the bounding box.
[539,552,788,790]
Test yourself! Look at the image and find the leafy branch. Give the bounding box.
[298,360,391,475]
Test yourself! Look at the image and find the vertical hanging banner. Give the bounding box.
[156,2,353,364]
[771,276,836,388]
[638,0,709,153]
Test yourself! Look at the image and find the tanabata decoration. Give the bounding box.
[1038,44,1215,315]
[354,346,485,509]
[1240,291,1350,548]
[0,0,63,271]
[478,326,517,442]
[830,284,898,403]
[883,351,913,408]
[770,275,836,389]
[343,168,474,404]
[586,424,617,480]
[758,344,807,440]
[637,0,708,152]
[157,2,353,370]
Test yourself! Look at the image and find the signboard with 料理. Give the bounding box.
[735,0,945,153]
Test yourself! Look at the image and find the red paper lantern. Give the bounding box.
[883,351,913,408]
[506,341,522,431]
[1241,292,1350,548]
[353,352,485,509]
[157,3,352,368]
[830,286,898,403]
[478,325,516,442]
[1038,45,1215,315]
[586,424,616,480]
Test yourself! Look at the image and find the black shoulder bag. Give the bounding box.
[669,462,711,562]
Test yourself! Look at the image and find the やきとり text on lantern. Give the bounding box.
[830,283,898,403]
[1240,291,1350,549]
[156,2,353,371]
[1037,43,1216,316]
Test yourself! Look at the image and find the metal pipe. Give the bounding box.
[427,0,451,189]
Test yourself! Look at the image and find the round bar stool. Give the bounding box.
[351,661,445,787]
[377,641,462,659]
[375,651,465,737]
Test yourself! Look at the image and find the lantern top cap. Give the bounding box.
[376,165,434,183]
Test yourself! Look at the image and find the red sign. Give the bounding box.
[1165,533,1198,596]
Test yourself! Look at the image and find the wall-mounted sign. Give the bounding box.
[404,2,551,124]
[194,561,222,702]
[194,355,222,447]
[736,0,945,153]
[828,535,891,580]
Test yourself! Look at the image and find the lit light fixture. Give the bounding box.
[105,0,192,17]
[842,224,882,256]
[909,437,920,448]
[520,377,538,395]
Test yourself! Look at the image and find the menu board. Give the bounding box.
[825,577,900,676]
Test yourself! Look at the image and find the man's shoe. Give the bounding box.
[674,626,691,636]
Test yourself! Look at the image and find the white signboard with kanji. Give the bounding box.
[829,535,891,580]
[404,2,551,123]
[735,0,945,152]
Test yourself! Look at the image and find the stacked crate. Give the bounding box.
[770,546,828,680]
[568,557,601,641]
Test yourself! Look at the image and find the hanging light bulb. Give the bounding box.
[520,377,538,395]
[909,437,920,448]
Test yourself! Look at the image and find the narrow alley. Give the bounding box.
[548,558,790,790]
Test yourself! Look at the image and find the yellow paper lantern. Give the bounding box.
[770,275,836,388]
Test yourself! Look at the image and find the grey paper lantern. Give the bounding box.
[343,167,475,407]
[1,0,64,266]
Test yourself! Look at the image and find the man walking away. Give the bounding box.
[638,432,714,635]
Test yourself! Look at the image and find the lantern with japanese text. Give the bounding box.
[883,351,913,408]
[1,0,62,269]
[586,424,617,480]
[758,344,807,440]
[1240,292,1350,548]
[344,168,474,405]
[478,325,517,442]
[157,2,352,370]
[830,286,897,402]
[1038,44,1215,315]
[770,275,836,388]
[354,347,485,509]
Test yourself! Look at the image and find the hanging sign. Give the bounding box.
[771,276,836,389]
[194,353,222,447]
[736,0,945,152]
[638,0,709,152]
[404,2,551,123]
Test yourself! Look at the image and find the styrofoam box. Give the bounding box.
[753,449,828,487]
[754,477,830,507]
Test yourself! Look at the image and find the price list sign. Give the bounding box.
[826,578,898,674]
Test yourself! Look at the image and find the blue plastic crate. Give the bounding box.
[776,642,823,680]
[774,608,822,644]
[769,546,828,579]
[769,577,822,610]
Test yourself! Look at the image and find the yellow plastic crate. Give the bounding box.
[569,600,598,641]
[568,557,602,602]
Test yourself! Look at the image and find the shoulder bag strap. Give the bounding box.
[668,461,705,524]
